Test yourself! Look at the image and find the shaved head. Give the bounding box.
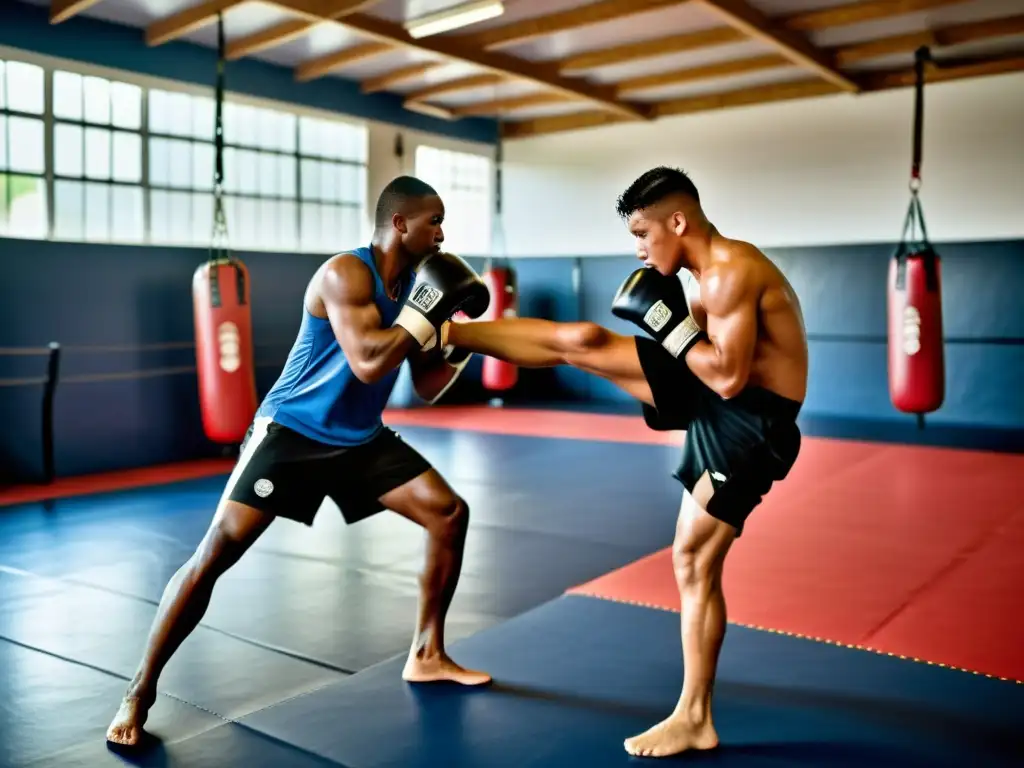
[374,175,439,230]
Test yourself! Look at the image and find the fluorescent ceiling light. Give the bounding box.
[405,0,505,39]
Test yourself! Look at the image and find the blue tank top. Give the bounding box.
[257,245,414,446]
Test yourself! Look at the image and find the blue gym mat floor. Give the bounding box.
[1,421,1021,767]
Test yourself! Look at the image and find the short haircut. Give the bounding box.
[615,166,699,220]
[374,175,438,229]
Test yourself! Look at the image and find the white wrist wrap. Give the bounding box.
[662,316,701,358]
[394,305,436,348]
[426,347,472,404]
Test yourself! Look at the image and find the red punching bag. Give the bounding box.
[481,266,518,391]
[887,45,944,418]
[887,226,944,414]
[193,257,258,443]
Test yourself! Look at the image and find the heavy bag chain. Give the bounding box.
[894,47,938,292]
[208,12,246,308]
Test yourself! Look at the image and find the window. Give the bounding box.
[0,53,370,252]
[415,145,492,255]
[0,59,48,239]
[51,69,145,243]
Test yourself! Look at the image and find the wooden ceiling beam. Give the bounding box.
[225,0,380,59]
[462,0,685,51]
[695,0,859,91]
[784,0,969,32]
[451,93,574,117]
[338,13,648,119]
[404,74,506,102]
[145,0,326,46]
[558,0,972,74]
[49,0,105,24]
[862,52,1024,90]
[503,45,1024,140]
[361,61,447,93]
[502,110,630,139]
[615,53,789,95]
[295,41,391,81]
[560,27,744,72]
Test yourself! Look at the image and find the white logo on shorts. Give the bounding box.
[644,300,672,332]
[254,478,274,497]
[409,284,443,313]
[711,471,727,483]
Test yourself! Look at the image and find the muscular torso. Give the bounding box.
[682,242,808,403]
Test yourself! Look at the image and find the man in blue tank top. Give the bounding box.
[108,176,492,747]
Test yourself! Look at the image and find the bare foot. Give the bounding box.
[623,713,719,758]
[402,653,492,686]
[105,691,155,747]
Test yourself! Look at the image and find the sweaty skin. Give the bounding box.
[446,235,807,409]
[446,230,807,760]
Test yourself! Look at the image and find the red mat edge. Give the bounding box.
[564,591,1024,686]
[0,458,235,507]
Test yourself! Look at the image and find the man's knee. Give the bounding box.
[419,489,470,541]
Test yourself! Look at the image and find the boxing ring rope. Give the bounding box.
[0,340,290,485]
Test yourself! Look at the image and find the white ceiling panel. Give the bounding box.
[627,64,812,103]
[497,2,723,63]
[582,39,776,84]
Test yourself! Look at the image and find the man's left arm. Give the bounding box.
[684,265,758,399]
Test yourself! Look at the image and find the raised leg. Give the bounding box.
[448,319,654,405]
[105,501,273,746]
[624,472,736,758]
[378,469,491,686]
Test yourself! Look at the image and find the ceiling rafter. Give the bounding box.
[49,0,104,24]
[331,13,649,119]
[694,0,859,91]
[451,92,575,117]
[404,73,507,103]
[295,41,391,82]
[614,53,789,95]
[503,47,1024,140]
[226,0,380,60]
[557,0,971,74]
[361,62,447,94]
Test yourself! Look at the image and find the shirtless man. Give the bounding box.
[440,166,808,758]
[106,176,493,747]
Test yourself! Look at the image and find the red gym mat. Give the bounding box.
[569,438,1024,683]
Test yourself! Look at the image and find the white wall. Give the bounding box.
[501,71,1024,256]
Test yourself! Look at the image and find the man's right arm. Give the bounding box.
[321,255,417,384]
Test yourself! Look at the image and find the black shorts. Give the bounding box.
[636,336,802,535]
[223,418,433,526]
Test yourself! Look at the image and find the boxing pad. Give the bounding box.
[888,245,944,414]
[193,258,258,444]
[481,266,519,392]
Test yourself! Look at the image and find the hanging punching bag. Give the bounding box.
[481,266,519,391]
[193,258,258,443]
[193,13,258,444]
[887,47,944,418]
